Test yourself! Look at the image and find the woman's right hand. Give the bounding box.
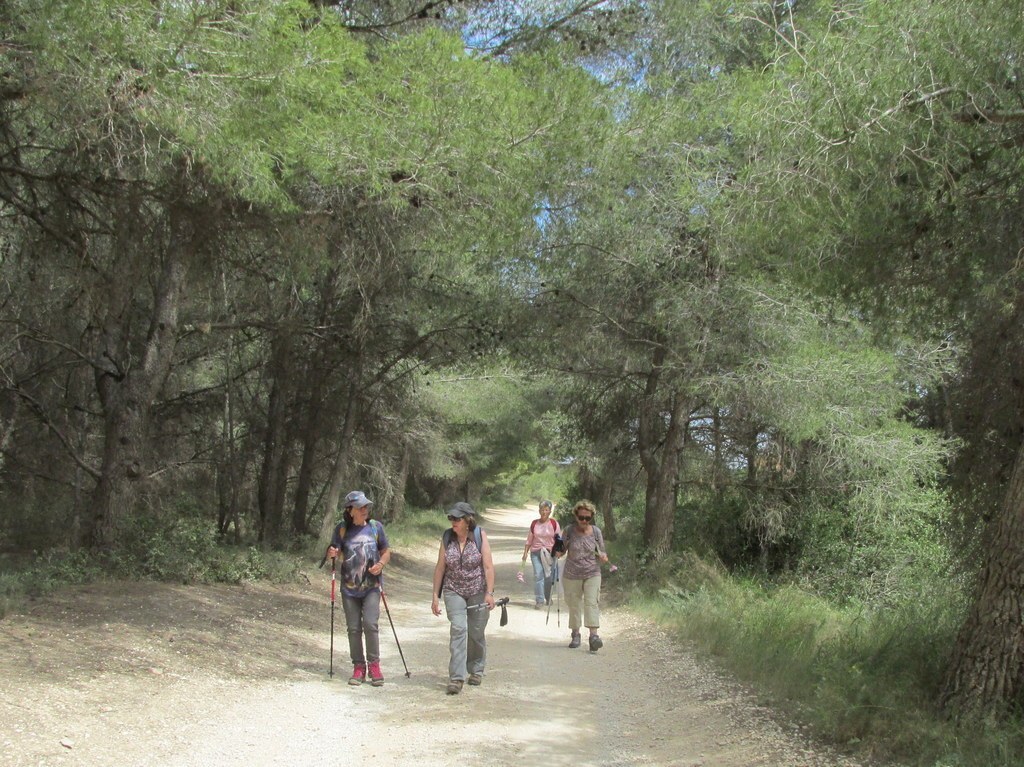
[431,595,442,616]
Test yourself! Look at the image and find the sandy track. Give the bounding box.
[0,506,871,767]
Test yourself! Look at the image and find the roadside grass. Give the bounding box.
[0,506,453,620]
[0,522,302,619]
[380,506,450,549]
[630,563,1024,767]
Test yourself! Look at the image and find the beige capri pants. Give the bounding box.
[563,573,602,631]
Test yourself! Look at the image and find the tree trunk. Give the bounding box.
[941,438,1024,718]
[291,274,337,536]
[636,346,686,559]
[712,407,723,492]
[257,331,294,545]
[85,202,191,550]
[389,438,411,522]
[578,464,597,501]
[641,392,686,559]
[217,272,242,544]
[597,476,615,540]
[316,381,360,553]
[292,346,329,536]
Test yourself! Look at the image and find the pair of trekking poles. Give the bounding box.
[321,553,410,679]
[541,554,618,626]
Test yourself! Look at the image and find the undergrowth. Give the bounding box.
[625,553,1024,767]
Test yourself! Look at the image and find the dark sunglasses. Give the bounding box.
[576,515,593,522]
[447,515,464,522]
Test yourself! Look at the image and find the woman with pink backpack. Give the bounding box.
[520,500,561,609]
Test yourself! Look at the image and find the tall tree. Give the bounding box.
[715,0,1024,716]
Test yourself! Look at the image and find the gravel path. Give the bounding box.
[0,506,876,767]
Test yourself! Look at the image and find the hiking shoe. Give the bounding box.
[535,601,544,610]
[368,661,384,687]
[348,663,366,686]
[568,632,581,648]
[467,673,482,686]
[589,634,603,652]
[446,679,464,695]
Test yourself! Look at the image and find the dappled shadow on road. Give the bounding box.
[0,577,330,689]
[0,505,873,767]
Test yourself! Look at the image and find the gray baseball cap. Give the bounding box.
[446,501,476,519]
[344,490,373,509]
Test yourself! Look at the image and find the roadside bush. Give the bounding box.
[641,552,1024,766]
[0,548,104,618]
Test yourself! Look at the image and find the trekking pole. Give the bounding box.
[468,596,509,625]
[329,556,336,678]
[546,561,554,625]
[555,558,561,627]
[379,586,411,678]
[546,559,561,627]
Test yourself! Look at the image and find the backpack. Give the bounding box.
[562,524,604,557]
[530,518,559,535]
[442,525,483,550]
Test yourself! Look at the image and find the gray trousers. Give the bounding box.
[342,590,381,666]
[443,590,489,682]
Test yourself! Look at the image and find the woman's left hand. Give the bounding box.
[484,593,496,610]
[369,561,384,575]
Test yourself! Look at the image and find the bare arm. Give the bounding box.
[430,542,446,615]
[368,545,391,575]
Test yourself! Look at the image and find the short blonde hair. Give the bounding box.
[573,500,596,517]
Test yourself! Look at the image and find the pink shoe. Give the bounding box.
[348,663,366,686]
[368,660,384,687]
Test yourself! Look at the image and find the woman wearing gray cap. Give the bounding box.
[430,501,496,694]
[327,490,391,686]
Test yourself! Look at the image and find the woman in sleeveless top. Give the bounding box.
[430,501,496,694]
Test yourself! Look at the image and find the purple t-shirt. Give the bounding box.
[330,521,389,597]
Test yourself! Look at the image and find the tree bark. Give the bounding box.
[257,330,295,545]
[636,346,686,559]
[641,392,687,559]
[941,437,1024,718]
[86,201,192,550]
[216,296,242,544]
[597,476,615,540]
[292,345,330,536]
[316,380,360,553]
[389,438,411,522]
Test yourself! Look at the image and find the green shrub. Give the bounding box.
[640,553,1024,766]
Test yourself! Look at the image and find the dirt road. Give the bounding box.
[0,506,870,767]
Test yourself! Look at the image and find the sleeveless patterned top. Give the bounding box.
[443,534,485,598]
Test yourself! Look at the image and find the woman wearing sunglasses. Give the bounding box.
[558,500,608,651]
[431,501,496,694]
